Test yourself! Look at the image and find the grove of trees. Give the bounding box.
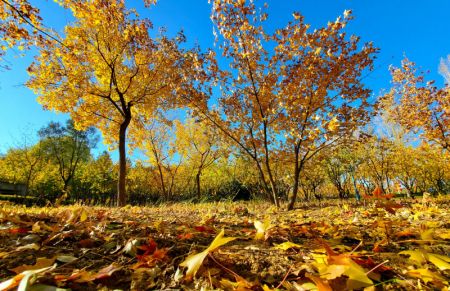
[0,0,448,208]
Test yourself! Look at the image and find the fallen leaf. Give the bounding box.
[179,229,236,278]
[16,243,40,251]
[254,219,271,240]
[407,268,446,284]
[320,264,347,280]
[306,273,332,291]
[274,241,302,250]
[421,228,434,241]
[9,227,28,234]
[56,255,78,263]
[10,257,56,274]
[79,209,88,222]
[427,253,450,270]
[400,250,450,270]
[0,266,54,291]
[400,249,426,264]
[93,263,122,280]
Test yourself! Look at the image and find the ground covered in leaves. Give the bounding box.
[0,197,449,290]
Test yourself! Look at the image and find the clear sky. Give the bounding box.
[0,0,449,159]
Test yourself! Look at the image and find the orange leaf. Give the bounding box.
[93,263,122,280]
[306,273,332,291]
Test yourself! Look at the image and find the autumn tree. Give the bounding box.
[175,117,222,199]
[0,0,40,65]
[141,121,182,201]
[381,58,449,151]
[299,157,326,201]
[202,1,377,209]
[27,0,202,206]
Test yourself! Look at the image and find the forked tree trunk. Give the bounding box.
[117,116,131,207]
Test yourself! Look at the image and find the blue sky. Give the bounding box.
[0,0,449,159]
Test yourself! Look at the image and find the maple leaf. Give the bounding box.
[179,229,236,278]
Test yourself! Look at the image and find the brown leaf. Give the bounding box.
[10,257,55,274]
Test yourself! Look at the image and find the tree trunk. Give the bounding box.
[262,123,279,208]
[156,163,167,200]
[62,175,71,194]
[351,173,360,201]
[288,165,300,210]
[117,116,131,207]
[287,147,300,210]
[196,170,201,200]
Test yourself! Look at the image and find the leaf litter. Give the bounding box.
[0,197,449,290]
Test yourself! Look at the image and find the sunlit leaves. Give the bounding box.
[26,0,207,205]
[208,0,377,209]
[179,229,236,278]
[254,218,271,240]
[0,0,42,64]
[381,58,450,151]
[400,250,450,270]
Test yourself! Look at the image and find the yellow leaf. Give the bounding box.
[344,260,373,290]
[254,219,271,240]
[400,250,450,270]
[179,249,209,278]
[321,264,348,280]
[437,230,450,240]
[327,116,339,132]
[274,241,302,251]
[180,229,235,278]
[407,268,446,284]
[428,253,450,270]
[80,209,88,222]
[206,229,236,252]
[32,221,41,232]
[420,228,434,240]
[399,250,427,265]
[292,12,301,20]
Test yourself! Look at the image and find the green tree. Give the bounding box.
[38,119,97,194]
